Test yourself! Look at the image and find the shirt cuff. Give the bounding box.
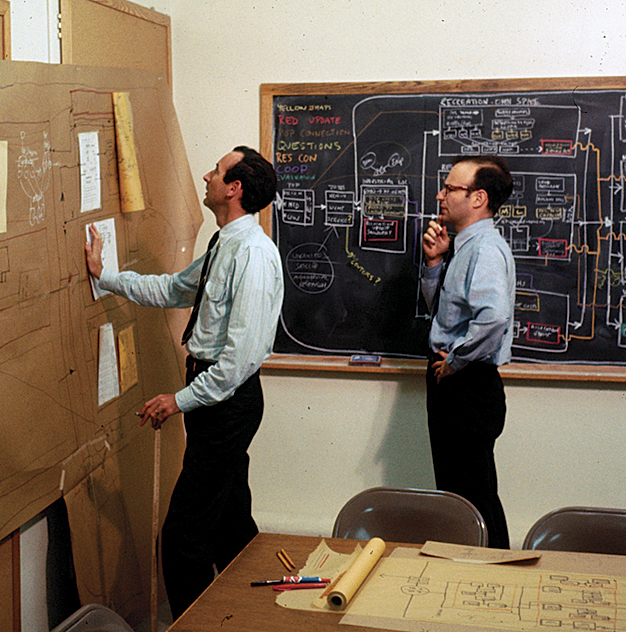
[98,268,116,291]
[421,261,444,279]
[175,387,196,413]
[446,351,468,372]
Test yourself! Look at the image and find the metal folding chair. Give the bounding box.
[332,486,488,546]
[50,604,134,632]
[522,506,626,555]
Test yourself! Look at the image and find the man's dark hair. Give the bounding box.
[453,155,513,214]
[223,146,277,213]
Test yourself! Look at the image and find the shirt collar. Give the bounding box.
[219,213,257,242]
[453,217,494,253]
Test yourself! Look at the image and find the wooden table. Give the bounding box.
[166,532,626,632]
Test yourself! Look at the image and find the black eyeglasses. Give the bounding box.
[442,184,473,196]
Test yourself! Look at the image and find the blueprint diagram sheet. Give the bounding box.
[343,550,626,632]
[268,81,626,366]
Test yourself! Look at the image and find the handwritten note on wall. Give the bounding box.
[98,322,120,406]
[78,131,101,212]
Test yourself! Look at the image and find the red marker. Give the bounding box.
[272,582,329,591]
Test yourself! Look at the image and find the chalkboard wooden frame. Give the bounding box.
[259,77,626,382]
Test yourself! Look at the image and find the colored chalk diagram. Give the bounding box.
[273,89,626,364]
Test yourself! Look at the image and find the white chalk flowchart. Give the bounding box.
[272,88,626,364]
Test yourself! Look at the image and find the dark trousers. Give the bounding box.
[426,358,510,549]
[162,368,264,620]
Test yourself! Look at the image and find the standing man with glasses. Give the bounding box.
[421,155,515,548]
[85,146,284,619]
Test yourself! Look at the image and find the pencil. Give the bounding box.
[281,549,296,569]
[276,550,295,571]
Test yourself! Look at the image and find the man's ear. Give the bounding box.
[472,188,488,209]
[226,179,243,200]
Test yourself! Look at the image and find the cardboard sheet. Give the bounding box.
[0,61,202,625]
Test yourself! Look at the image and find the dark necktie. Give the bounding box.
[430,239,455,317]
[181,230,220,345]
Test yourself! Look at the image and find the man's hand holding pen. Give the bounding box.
[137,393,181,430]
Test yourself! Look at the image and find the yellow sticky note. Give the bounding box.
[118,325,139,393]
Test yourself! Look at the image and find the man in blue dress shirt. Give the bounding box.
[421,155,515,549]
[85,146,284,618]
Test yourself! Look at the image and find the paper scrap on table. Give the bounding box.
[419,541,541,564]
[118,325,138,393]
[0,140,7,233]
[112,92,145,213]
[78,131,101,212]
[86,217,119,300]
[275,539,363,612]
[98,322,119,406]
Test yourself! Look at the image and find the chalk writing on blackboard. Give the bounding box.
[270,88,626,366]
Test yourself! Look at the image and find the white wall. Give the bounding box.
[163,0,626,548]
[11,0,60,62]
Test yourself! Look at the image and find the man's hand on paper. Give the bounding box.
[85,223,104,279]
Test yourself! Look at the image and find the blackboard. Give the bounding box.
[260,78,626,373]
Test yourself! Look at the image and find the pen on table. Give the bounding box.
[251,576,330,587]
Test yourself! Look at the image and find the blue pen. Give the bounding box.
[250,576,330,586]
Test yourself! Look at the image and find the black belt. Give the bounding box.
[185,355,216,375]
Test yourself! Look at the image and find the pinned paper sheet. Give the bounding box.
[86,217,119,300]
[112,92,145,213]
[98,322,119,406]
[78,131,101,212]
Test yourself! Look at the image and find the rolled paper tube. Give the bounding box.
[327,537,386,610]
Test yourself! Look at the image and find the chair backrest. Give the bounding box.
[522,506,626,555]
[51,604,134,632]
[332,486,488,546]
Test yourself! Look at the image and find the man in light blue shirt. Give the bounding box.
[421,155,515,549]
[85,146,284,619]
